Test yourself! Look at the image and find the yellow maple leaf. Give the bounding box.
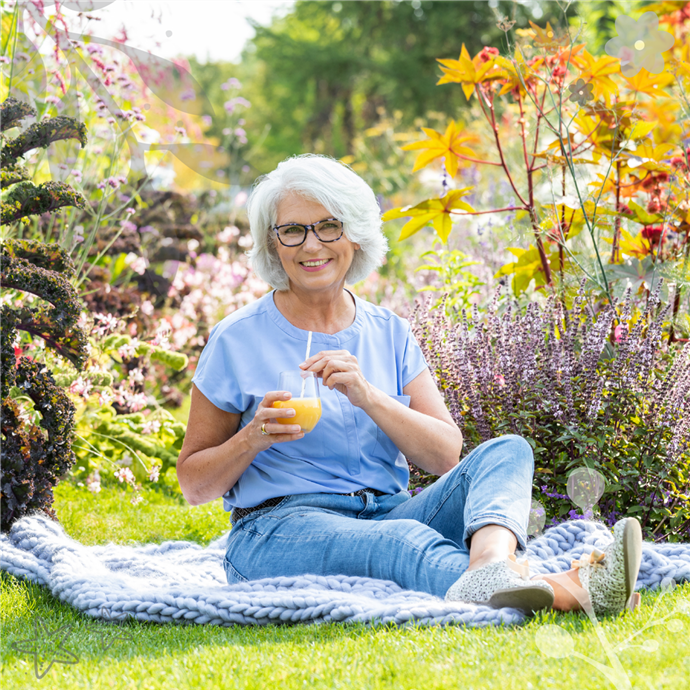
[572,50,620,104]
[381,188,475,243]
[493,50,544,97]
[400,120,479,178]
[601,228,652,259]
[623,69,674,97]
[436,44,507,100]
[527,21,570,49]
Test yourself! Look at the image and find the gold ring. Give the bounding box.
[260,423,269,436]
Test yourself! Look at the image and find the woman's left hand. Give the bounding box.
[300,350,372,408]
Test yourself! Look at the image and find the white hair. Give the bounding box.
[246,153,388,290]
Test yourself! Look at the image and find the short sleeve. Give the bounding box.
[191,323,244,414]
[401,321,428,389]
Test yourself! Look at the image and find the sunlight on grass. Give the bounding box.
[1,483,688,690]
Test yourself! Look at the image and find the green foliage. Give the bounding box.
[72,407,185,488]
[214,0,539,173]
[415,248,485,314]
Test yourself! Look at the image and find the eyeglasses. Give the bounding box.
[272,218,344,247]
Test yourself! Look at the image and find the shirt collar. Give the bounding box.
[267,288,364,343]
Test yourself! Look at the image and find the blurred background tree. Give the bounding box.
[189,0,558,177]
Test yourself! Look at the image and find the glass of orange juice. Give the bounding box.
[273,371,322,433]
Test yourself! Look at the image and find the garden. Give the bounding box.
[1,1,689,688]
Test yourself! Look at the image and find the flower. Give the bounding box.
[217,225,240,243]
[93,312,120,336]
[641,225,664,243]
[604,11,675,78]
[140,299,155,316]
[125,253,149,275]
[141,420,161,435]
[86,470,101,493]
[567,78,594,106]
[114,467,136,485]
[201,115,212,126]
[148,464,161,482]
[647,199,661,214]
[221,77,241,90]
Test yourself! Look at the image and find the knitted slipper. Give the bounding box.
[445,554,555,615]
[571,517,643,617]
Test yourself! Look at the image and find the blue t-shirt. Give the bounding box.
[190,289,429,511]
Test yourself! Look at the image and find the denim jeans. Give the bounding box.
[223,434,534,598]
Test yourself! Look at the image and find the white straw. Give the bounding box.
[301,331,313,398]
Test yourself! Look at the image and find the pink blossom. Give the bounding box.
[180,88,196,101]
[45,95,60,105]
[201,115,212,126]
[69,376,93,398]
[125,253,148,275]
[140,300,155,316]
[221,77,241,90]
[130,494,144,505]
[217,225,240,243]
[613,325,626,343]
[148,464,160,482]
[86,470,101,493]
[120,220,137,233]
[142,419,161,435]
[70,169,82,183]
[93,312,120,336]
[114,467,136,486]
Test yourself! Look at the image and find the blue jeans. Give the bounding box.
[223,434,534,598]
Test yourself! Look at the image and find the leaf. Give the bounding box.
[381,188,476,244]
[627,200,664,226]
[623,69,674,97]
[436,44,507,100]
[400,120,479,178]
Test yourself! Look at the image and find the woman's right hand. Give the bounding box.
[249,391,304,451]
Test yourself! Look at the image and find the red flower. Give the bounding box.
[641,225,664,243]
[477,47,499,63]
[647,199,661,214]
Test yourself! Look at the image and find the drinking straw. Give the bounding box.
[300,330,313,398]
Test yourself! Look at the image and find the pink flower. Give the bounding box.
[141,420,161,435]
[613,325,626,343]
[217,225,240,243]
[86,470,101,493]
[93,312,120,336]
[148,464,161,482]
[140,300,155,316]
[114,467,136,485]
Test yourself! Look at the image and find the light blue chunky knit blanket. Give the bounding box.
[1,514,689,628]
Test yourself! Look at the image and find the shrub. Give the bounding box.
[410,281,690,542]
[0,97,91,531]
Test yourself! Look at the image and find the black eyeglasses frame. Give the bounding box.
[272,218,344,247]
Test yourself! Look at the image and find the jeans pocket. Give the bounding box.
[223,553,248,584]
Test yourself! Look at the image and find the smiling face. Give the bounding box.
[272,192,360,294]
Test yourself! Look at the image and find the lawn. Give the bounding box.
[1,482,688,690]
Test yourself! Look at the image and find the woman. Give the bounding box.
[177,154,642,616]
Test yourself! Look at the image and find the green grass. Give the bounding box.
[1,482,688,690]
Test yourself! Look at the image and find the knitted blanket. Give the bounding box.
[1,514,689,629]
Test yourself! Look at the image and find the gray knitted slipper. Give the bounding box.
[572,517,642,616]
[445,554,555,615]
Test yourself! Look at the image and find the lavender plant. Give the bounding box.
[410,280,690,542]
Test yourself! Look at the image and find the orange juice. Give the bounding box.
[273,398,322,433]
